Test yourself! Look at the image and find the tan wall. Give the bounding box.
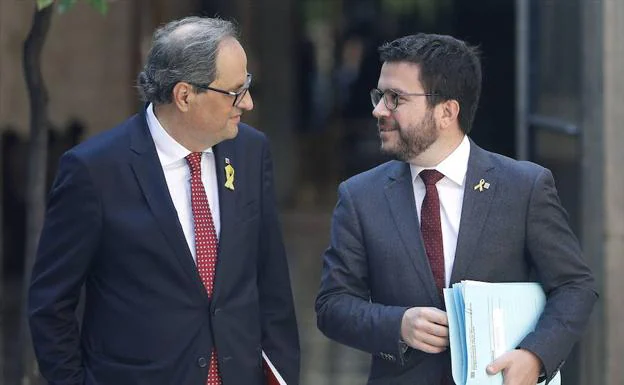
[603,1,624,383]
[1,1,136,139]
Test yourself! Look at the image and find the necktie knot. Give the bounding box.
[185,152,202,176]
[420,169,444,186]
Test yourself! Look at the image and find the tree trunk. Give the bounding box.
[0,130,4,385]
[19,5,53,385]
[0,4,5,382]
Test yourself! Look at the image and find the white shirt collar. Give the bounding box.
[410,135,471,186]
[146,103,213,167]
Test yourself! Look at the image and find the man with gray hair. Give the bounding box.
[28,16,300,385]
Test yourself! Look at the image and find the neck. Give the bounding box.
[153,103,217,152]
[410,132,464,168]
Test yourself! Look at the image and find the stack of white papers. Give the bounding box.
[443,281,561,385]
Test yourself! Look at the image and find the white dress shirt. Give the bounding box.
[146,103,221,263]
[409,135,470,287]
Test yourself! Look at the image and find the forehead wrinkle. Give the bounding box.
[214,38,247,88]
[380,62,423,91]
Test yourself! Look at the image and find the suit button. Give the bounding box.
[197,356,208,368]
[213,308,221,316]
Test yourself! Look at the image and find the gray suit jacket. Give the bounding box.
[316,141,597,385]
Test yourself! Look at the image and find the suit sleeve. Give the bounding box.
[518,168,598,382]
[316,182,409,360]
[257,138,301,384]
[28,151,101,385]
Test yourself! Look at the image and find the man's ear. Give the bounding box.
[171,82,193,112]
[438,99,460,129]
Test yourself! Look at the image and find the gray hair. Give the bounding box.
[137,16,239,104]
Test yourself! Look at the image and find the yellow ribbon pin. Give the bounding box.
[224,158,235,191]
[473,179,490,192]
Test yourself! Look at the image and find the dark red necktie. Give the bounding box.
[420,169,452,385]
[419,169,446,294]
[186,152,221,385]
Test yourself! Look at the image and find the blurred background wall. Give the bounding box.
[1,0,622,384]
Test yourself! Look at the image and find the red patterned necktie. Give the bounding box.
[186,152,221,385]
[419,169,446,294]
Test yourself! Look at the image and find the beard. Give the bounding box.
[378,109,438,162]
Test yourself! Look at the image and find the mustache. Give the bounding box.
[377,118,398,130]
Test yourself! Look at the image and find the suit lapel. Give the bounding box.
[129,113,207,299]
[384,162,442,306]
[450,141,497,284]
[211,139,237,301]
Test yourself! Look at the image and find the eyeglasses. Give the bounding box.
[190,73,252,107]
[370,88,436,111]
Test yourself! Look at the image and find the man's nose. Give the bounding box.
[238,91,254,111]
[372,99,390,119]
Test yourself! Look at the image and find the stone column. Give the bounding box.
[581,0,624,384]
[602,1,624,383]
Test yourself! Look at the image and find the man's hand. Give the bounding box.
[400,307,449,353]
[486,349,542,385]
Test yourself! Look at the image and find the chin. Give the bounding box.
[380,140,396,154]
[380,143,407,161]
[226,124,239,139]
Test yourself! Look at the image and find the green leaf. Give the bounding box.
[36,0,54,10]
[57,0,78,13]
[86,0,109,15]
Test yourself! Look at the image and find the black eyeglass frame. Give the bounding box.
[189,73,253,106]
[370,87,437,111]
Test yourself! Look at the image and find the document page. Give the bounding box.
[444,281,561,385]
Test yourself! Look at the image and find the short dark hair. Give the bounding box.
[137,16,239,104]
[378,34,481,134]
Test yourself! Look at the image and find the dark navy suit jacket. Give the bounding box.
[28,110,300,385]
[316,140,597,385]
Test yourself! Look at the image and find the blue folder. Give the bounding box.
[443,281,561,385]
